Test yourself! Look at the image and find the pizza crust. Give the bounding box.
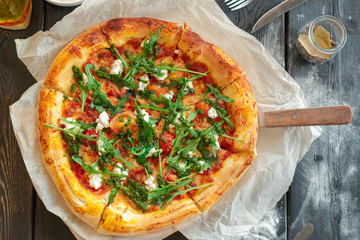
[190,152,255,212]
[177,26,244,90]
[38,89,108,228]
[221,77,258,152]
[44,23,110,94]
[97,194,199,236]
[100,17,182,50]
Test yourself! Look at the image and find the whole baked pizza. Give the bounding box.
[38,17,258,235]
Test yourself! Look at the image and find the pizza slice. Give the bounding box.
[38,89,110,228]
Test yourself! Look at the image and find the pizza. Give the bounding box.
[38,17,258,236]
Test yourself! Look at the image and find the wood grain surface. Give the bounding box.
[0,0,359,239]
[0,0,44,239]
[286,0,360,239]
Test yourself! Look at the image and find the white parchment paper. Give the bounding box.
[11,0,322,239]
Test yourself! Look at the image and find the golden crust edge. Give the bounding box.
[96,195,199,236]
[221,76,258,152]
[177,26,243,90]
[43,22,110,94]
[191,151,256,212]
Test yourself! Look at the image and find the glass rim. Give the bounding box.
[308,15,347,54]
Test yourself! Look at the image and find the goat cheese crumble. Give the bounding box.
[113,163,129,179]
[83,73,88,85]
[139,109,150,122]
[208,107,218,119]
[184,81,194,91]
[189,151,196,157]
[110,59,124,75]
[144,176,157,191]
[96,111,110,131]
[154,69,168,81]
[138,74,149,91]
[163,90,174,100]
[214,135,221,150]
[89,173,102,190]
[199,160,205,174]
[179,161,186,169]
[141,39,149,48]
[96,139,105,154]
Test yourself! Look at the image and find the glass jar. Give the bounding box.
[296,15,347,64]
[0,0,32,30]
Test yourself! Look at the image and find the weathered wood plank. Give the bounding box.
[0,0,44,239]
[287,0,360,239]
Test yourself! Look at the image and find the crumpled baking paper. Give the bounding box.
[11,0,322,239]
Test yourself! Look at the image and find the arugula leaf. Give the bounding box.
[147,174,211,209]
[206,84,234,103]
[156,79,180,91]
[107,44,128,70]
[204,99,235,130]
[95,70,138,90]
[72,66,88,112]
[98,131,135,169]
[108,187,118,204]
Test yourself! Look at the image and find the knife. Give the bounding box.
[252,0,307,33]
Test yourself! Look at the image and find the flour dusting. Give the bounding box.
[240,207,282,239]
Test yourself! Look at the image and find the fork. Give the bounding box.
[225,0,254,11]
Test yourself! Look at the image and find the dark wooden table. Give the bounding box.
[1,0,359,239]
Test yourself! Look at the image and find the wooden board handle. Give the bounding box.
[263,105,353,127]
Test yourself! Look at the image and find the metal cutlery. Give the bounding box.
[252,0,307,32]
[225,0,254,11]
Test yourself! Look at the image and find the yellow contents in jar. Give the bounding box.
[313,25,332,49]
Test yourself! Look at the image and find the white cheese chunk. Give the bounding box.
[174,49,179,54]
[141,39,149,48]
[163,90,174,100]
[174,113,182,125]
[179,161,186,169]
[184,81,194,91]
[144,176,157,191]
[146,147,157,157]
[123,86,129,92]
[208,107,218,119]
[140,109,150,122]
[110,59,124,75]
[96,139,105,154]
[83,73,88,85]
[89,174,102,190]
[199,160,205,174]
[154,69,168,81]
[60,118,80,140]
[214,135,221,150]
[138,74,149,91]
[96,111,110,131]
[113,163,129,179]
[189,151,196,157]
